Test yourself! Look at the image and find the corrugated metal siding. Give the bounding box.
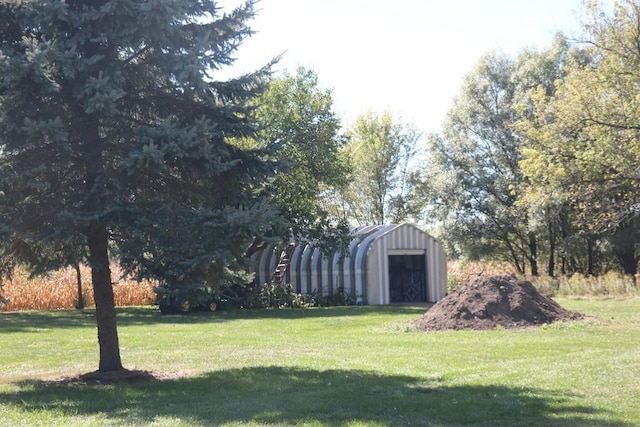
[367,224,426,304]
[251,223,448,304]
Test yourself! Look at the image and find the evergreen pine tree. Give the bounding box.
[0,0,277,372]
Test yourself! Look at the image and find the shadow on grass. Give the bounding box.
[1,366,630,426]
[1,305,430,332]
[0,310,98,332]
[134,304,432,324]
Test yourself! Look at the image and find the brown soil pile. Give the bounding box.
[414,275,583,331]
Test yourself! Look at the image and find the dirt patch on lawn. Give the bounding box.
[414,275,584,331]
[38,369,190,386]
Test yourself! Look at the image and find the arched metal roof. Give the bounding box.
[251,223,447,304]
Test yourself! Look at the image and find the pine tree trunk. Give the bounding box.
[87,222,123,372]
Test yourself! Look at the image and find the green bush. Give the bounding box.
[256,283,358,309]
[258,283,312,309]
[314,286,357,307]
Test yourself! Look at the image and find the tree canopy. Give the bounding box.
[421,50,537,273]
[518,0,640,275]
[250,67,350,243]
[419,0,640,277]
[338,111,421,226]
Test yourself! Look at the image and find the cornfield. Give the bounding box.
[0,265,157,312]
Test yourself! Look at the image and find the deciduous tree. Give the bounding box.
[420,51,535,273]
[339,111,421,225]
[518,0,640,275]
[420,42,572,275]
[251,67,350,243]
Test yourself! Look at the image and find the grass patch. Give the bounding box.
[1,301,639,426]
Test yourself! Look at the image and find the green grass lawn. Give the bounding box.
[1,299,639,426]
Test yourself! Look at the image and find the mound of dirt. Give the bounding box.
[414,275,583,331]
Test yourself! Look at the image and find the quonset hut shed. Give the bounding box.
[251,223,447,305]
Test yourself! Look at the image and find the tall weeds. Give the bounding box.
[532,272,638,298]
[448,260,638,298]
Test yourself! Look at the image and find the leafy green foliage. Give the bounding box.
[339,111,421,225]
[258,283,312,309]
[256,283,356,309]
[421,51,534,272]
[313,286,357,307]
[246,67,352,253]
[417,34,630,278]
[517,0,640,275]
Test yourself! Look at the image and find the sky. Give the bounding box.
[217,0,592,134]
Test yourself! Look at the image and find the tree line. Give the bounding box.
[418,0,640,279]
[0,0,638,373]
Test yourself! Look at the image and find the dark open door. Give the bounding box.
[388,254,427,302]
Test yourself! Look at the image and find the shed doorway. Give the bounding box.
[388,254,427,302]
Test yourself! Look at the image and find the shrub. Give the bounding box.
[255,283,357,309]
[258,283,312,309]
[313,286,357,307]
